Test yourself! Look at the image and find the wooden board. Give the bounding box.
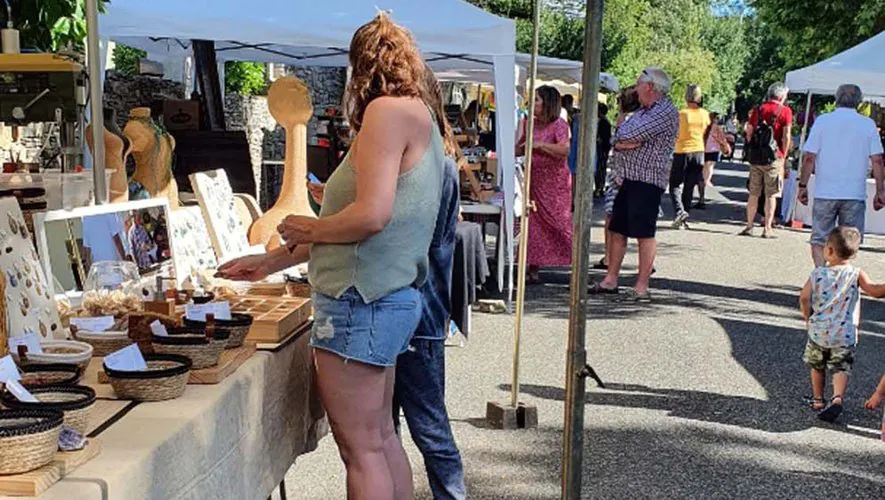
[227,296,312,343]
[0,440,100,497]
[85,400,131,435]
[94,343,257,387]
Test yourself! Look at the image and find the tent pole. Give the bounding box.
[562,0,604,497]
[786,91,813,223]
[509,0,542,411]
[85,0,107,204]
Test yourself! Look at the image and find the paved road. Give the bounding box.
[284,162,885,499]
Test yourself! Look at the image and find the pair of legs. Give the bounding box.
[804,340,853,421]
[316,350,414,500]
[743,161,783,235]
[669,152,705,223]
[393,339,466,500]
[600,233,656,295]
[809,199,866,267]
[697,157,718,205]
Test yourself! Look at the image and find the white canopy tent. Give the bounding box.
[100,0,518,294]
[786,30,885,100]
[433,53,619,91]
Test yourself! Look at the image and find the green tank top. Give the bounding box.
[309,112,445,303]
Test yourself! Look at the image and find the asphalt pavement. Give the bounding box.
[284,161,885,499]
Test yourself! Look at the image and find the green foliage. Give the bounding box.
[2,0,108,52]
[224,62,267,96]
[112,45,146,76]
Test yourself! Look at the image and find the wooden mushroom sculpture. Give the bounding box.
[123,107,179,209]
[249,76,315,250]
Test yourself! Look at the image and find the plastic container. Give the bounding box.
[0,171,114,210]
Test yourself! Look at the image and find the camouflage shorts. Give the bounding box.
[802,340,854,374]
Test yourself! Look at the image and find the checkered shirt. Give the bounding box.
[614,97,679,189]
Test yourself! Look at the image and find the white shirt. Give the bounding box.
[82,213,128,262]
[803,108,884,200]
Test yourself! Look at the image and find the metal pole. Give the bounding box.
[562,0,604,497]
[510,0,542,409]
[786,91,812,223]
[85,0,107,204]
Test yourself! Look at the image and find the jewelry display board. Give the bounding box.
[190,169,252,263]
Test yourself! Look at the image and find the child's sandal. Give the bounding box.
[818,395,845,423]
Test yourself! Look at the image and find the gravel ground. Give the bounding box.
[283,161,885,499]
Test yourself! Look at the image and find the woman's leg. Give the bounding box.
[315,349,405,500]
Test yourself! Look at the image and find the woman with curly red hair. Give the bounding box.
[217,13,446,499]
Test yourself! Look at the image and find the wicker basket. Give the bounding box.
[183,313,253,349]
[20,363,81,387]
[0,409,64,475]
[72,330,133,357]
[151,326,228,368]
[1,385,96,435]
[103,354,192,401]
[13,340,93,370]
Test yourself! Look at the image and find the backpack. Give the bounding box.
[746,105,783,165]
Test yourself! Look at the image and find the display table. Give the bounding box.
[6,328,326,500]
[788,175,885,235]
[460,201,506,293]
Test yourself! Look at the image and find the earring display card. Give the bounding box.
[189,169,251,263]
[169,206,218,286]
[0,197,63,341]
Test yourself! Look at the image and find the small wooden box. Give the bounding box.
[228,296,312,343]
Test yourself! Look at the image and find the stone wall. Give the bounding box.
[103,71,185,128]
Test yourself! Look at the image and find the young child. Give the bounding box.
[864,374,885,441]
[799,226,885,422]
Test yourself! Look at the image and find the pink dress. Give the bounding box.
[524,118,573,267]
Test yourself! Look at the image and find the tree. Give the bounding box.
[750,0,885,71]
[112,45,147,76]
[224,62,267,96]
[1,0,108,52]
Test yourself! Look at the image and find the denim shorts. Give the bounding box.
[810,199,866,246]
[310,287,421,367]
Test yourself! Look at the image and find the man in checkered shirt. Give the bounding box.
[590,67,678,302]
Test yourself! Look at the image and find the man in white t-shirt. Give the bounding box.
[799,84,885,267]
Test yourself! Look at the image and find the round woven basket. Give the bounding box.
[0,409,64,475]
[183,313,253,349]
[103,354,192,401]
[1,385,96,435]
[19,363,81,387]
[13,341,93,371]
[151,326,228,368]
[72,330,133,357]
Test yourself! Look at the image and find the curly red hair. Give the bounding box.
[347,13,427,132]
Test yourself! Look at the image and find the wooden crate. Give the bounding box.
[228,296,312,343]
[0,440,100,496]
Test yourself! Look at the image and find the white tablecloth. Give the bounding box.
[789,176,885,235]
[12,331,326,500]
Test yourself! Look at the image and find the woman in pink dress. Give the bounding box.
[518,85,573,283]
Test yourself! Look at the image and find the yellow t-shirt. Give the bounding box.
[675,107,711,153]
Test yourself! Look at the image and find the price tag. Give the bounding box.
[0,355,20,382]
[8,333,43,355]
[70,316,116,332]
[185,301,232,321]
[150,320,169,337]
[6,380,38,402]
[104,344,148,372]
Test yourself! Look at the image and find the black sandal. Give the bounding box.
[592,258,608,270]
[588,282,619,295]
[818,395,844,423]
[803,396,826,411]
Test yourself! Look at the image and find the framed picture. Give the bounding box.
[33,198,176,298]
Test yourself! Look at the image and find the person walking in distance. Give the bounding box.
[595,103,613,198]
[740,83,793,238]
[588,68,678,302]
[696,111,731,209]
[798,84,885,267]
[669,84,710,228]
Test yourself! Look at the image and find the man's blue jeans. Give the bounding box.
[393,339,466,500]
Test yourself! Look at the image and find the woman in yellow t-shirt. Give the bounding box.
[669,84,710,229]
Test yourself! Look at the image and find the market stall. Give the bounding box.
[98,0,519,298]
[782,31,885,223]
